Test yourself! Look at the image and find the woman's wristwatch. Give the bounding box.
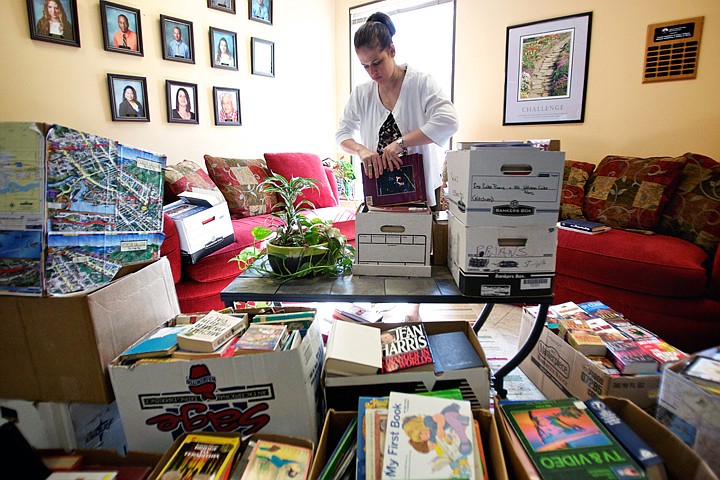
[396,137,404,149]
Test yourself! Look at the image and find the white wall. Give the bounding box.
[0,0,338,165]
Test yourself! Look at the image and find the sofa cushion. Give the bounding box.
[556,228,709,297]
[204,155,278,219]
[658,152,720,256]
[560,160,595,220]
[264,152,337,209]
[583,154,688,230]
[164,159,221,203]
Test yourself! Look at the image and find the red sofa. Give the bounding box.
[554,153,720,353]
[161,162,356,313]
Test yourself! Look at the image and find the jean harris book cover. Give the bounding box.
[380,324,434,374]
[380,392,475,480]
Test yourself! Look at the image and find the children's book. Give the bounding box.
[380,392,475,480]
[365,408,388,480]
[584,398,668,480]
[177,311,248,353]
[380,324,434,373]
[234,323,288,351]
[499,398,647,480]
[471,419,489,480]
[317,417,358,480]
[240,439,313,480]
[117,324,190,363]
[357,396,390,480]
[153,433,241,480]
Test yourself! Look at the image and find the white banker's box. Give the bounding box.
[163,190,235,264]
[108,319,325,453]
[447,213,557,297]
[446,147,565,227]
[353,204,432,277]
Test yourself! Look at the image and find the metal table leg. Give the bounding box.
[472,303,494,334]
[490,303,549,399]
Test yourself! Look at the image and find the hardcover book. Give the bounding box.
[362,153,427,207]
[426,331,485,374]
[606,340,659,374]
[380,392,476,480]
[240,439,313,480]
[584,398,668,480]
[558,219,610,232]
[499,398,648,480]
[234,323,288,351]
[177,310,248,353]
[380,324,434,373]
[324,320,382,376]
[154,433,241,480]
[117,324,190,363]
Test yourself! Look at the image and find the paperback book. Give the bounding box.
[240,439,313,480]
[177,310,248,353]
[380,392,475,480]
[606,340,659,375]
[172,334,243,360]
[499,398,648,480]
[635,339,686,366]
[234,323,288,351]
[584,398,668,480]
[380,324,434,373]
[117,324,190,363]
[577,300,624,321]
[153,433,241,480]
[550,302,591,322]
[566,329,607,356]
[357,396,390,480]
[614,324,657,342]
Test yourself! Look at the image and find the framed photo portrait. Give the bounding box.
[503,12,592,125]
[207,0,235,15]
[251,37,275,77]
[107,74,149,122]
[248,0,272,25]
[361,153,426,207]
[161,15,194,64]
[166,80,199,125]
[213,87,241,126]
[100,1,143,56]
[26,0,81,47]
[209,27,238,71]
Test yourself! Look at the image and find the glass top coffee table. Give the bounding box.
[220,266,552,397]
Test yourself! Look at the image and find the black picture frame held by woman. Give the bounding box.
[100,0,144,56]
[26,0,81,47]
[107,73,150,122]
[166,80,199,125]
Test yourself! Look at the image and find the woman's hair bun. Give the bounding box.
[367,12,396,37]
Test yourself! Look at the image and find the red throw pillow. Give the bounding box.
[659,152,720,255]
[264,152,337,209]
[164,160,221,201]
[204,155,278,219]
[583,154,689,231]
[559,160,595,221]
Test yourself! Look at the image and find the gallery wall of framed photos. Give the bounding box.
[4,0,339,165]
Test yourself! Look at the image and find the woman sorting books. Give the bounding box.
[336,11,459,322]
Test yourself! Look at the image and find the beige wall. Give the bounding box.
[2,1,718,167]
[0,0,338,166]
[335,0,720,163]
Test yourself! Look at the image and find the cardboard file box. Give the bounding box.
[517,307,660,409]
[353,204,432,277]
[164,191,235,264]
[0,257,180,404]
[310,409,509,480]
[323,321,491,410]
[109,319,326,453]
[657,355,720,475]
[445,147,564,227]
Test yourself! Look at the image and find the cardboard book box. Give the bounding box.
[495,396,718,480]
[353,203,432,277]
[447,213,556,298]
[657,355,720,476]
[0,257,180,404]
[323,321,491,410]
[445,147,565,228]
[517,307,660,409]
[309,409,509,480]
[108,318,326,453]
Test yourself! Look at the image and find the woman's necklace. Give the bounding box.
[379,68,405,110]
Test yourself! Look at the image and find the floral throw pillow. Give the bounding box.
[164,159,221,202]
[583,154,689,231]
[559,160,595,220]
[658,152,720,255]
[204,155,277,219]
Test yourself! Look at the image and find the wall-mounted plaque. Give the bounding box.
[643,17,703,83]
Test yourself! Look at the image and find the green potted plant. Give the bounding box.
[229,173,354,278]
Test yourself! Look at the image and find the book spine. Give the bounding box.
[584,398,663,470]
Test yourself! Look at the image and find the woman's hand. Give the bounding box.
[381,139,405,172]
[358,146,385,179]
